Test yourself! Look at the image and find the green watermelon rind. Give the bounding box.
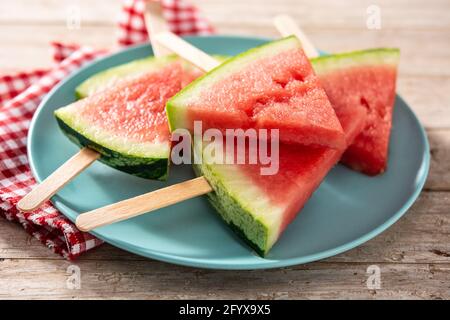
[75,54,230,99]
[311,48,400,74]
[75,55,179,99]
[166,35,301,133]
[192,139,284,256]
[55,116,169,180]
[193,163,269,257]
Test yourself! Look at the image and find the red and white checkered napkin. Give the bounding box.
[0,0,214,260]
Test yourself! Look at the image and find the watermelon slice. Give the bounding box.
[167,36,346,149]
[194,112,365,256]
[55,59,184,180]
[311,48,400,175]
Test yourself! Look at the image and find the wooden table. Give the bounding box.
[0,0,449,299]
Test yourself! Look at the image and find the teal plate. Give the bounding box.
[28,35,430,270]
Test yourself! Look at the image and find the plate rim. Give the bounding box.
[28,35,430,270]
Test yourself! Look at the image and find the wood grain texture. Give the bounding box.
[0,0,449,299]
[426,130,450,190]
[0,258,448,299]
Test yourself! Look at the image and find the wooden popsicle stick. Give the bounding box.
[153,31,221,71]
[18,3,172,213]
[76,176,213,231]
[17,148,100,212]
[144,1,173,57]
[273,14,319,58]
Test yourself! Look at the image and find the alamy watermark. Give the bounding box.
[66,5,81,30]
[366,265,381,289]
[366,5,381,30]
[171,121,280,176]
[66,265,81,289]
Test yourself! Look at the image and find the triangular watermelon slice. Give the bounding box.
[168,36,346,149]
[55,57,185,180]
[194,111,365,256]
[311,48,400,175]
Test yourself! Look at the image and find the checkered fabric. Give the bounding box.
[0,0,214,259]
[0,70,48,105]
[118,0,214,46]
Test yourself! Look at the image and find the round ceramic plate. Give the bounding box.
[28,35,430,269]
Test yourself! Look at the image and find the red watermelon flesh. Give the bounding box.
[77,63,182,144]
[168,36,346,150]
[55,61,186,180]
[194,101,366,255]
[312,49,400,175]
[241,105,366,236]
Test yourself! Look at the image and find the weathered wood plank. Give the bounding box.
[1,0,450,78]
[0,0,120,25]
[0,25,116,73]
[426,130,450,190]
[195,0,450,30]
[1,0,450,30]
[397,77,450,130]
[1,24,449,77]
[1,191,449,264]
[0,258,448,299]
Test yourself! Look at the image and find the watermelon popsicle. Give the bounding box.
[54,56,183,180]
[274,15,400,175]
[76,33,365,255]
[57,54,226,179]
